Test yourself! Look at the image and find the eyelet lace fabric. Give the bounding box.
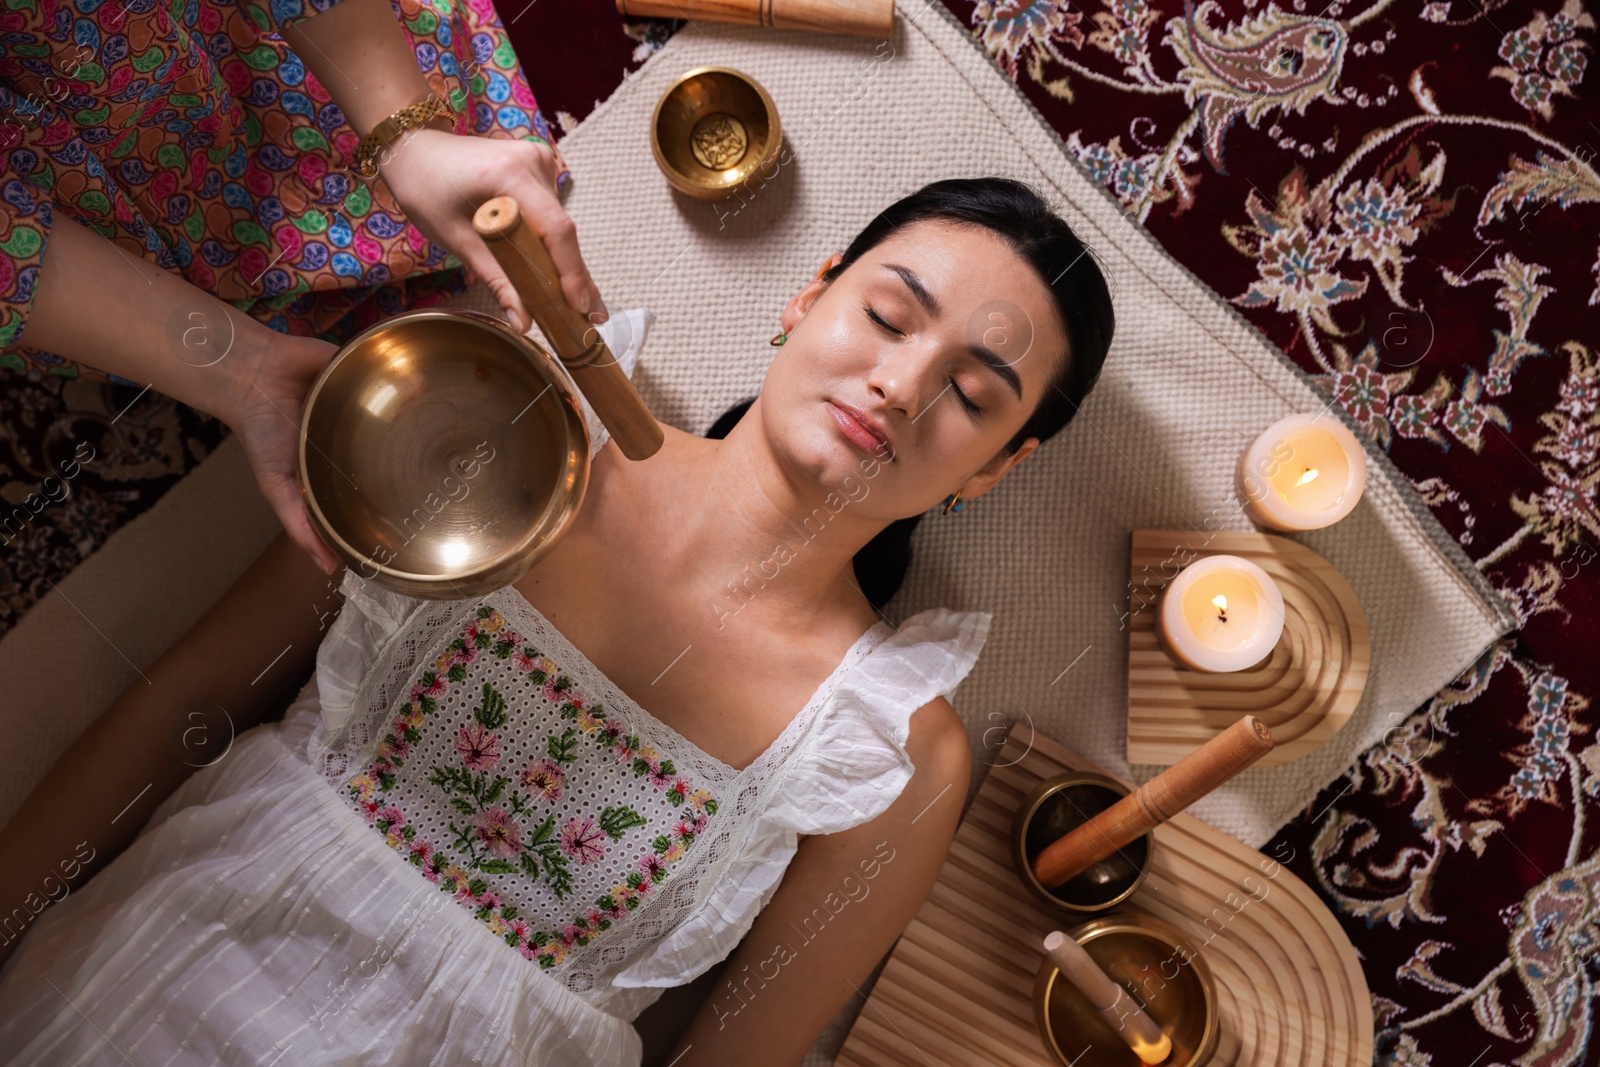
[307,578,895,1013]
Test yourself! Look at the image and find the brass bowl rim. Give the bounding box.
[1012,770,1156,915]
[1032,912,1220,1067]
[649,64,782,197]
[297,307,590,597]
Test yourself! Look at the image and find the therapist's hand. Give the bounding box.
[376,130,608,334]
[226,331,343,578]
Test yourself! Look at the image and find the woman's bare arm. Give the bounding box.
[662,697,974,1066]
[25,211,278,431]
[0,533,344,967]
[281,0,433,139]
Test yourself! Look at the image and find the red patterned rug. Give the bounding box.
[949,1,1598,1062]
[5,3,1598,1063]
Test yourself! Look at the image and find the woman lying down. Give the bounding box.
[0,177,1114,1066]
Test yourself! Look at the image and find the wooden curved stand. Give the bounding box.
[1126,530,1370,767]
[834,724,1375,1067]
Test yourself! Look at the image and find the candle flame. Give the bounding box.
[1212,593,1228,621]
[1294,467,1319,488]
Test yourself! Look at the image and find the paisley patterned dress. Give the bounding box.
[0,0,569,379]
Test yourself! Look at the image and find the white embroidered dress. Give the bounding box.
[0,311,993,1067]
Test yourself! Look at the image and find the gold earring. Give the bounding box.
[942,490,964,514]
[769,331,787,346]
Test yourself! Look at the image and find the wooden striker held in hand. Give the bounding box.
[471,197,664,462]
[1034,716,1275,889]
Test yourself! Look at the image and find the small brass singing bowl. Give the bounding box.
[298,308,591,599]
[651,66,782,200]
[1012,772,1155,915]
[1033,913,1220,1067]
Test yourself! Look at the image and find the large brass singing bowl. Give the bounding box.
[298,308,590,599]
[651,66,782,200]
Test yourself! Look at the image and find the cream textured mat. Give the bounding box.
[519,0,1517,844]
[0,1,1514,1064]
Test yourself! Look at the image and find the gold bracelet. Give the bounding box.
[353,95,455,180]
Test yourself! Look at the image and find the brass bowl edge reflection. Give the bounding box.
[651,66,782,200]
[1032,913,1220,1067]
[297,308,591,599]
[1012,772,1155,915]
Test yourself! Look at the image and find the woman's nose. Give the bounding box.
[866,339,942,421]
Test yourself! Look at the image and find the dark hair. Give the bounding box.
[708,178,1116,611]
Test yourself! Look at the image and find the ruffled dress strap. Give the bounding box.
[300,568,490,787]
[306,569,434,743]
[603,607,992,1009]
[767,606,993,834]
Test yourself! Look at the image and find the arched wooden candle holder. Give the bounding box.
[1126,529,1370,767]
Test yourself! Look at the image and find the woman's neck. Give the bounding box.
[648,412,891,634]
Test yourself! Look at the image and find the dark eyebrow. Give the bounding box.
[968,340,1024,400]
[882,263,1024,401]
[883,263,941,317]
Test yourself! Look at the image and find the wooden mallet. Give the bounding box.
[1044,930,1172,1064]
[471,196,664,462]
[1034,716,1275,889]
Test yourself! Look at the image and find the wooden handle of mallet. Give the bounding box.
[1033,716,1275,889]
[1044,931,1172,1065]
[471,196,664,462]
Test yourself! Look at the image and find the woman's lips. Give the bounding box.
[827,401,892,460]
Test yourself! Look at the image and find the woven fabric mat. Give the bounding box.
[522,0,1518,848]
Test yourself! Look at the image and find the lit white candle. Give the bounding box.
[1157,555,1285,673]
[1237,413,1367,531]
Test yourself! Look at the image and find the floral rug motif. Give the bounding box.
[4,4,1598,1062]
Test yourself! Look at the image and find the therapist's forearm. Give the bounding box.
[283,0,437,138]
[22,213,271,424]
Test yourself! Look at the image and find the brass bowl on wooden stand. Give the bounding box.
[650,66,782,199]
[1033,913,1220,1067]
[1012,772,1155,915]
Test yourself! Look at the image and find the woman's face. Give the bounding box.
[757,217,1069,521]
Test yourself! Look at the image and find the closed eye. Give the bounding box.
[864,303,981,416]
[865,305,902,335]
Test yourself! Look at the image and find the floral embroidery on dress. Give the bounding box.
[345,605,720,970]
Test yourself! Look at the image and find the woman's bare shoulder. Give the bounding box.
[907,695,973,776]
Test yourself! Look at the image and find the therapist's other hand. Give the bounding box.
[226,332,343,578]
[376,130,608,334]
